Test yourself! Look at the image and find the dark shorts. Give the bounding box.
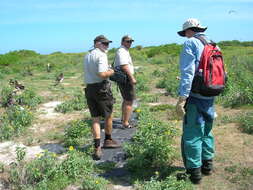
[118,82,136,101]
[85,81,115,118]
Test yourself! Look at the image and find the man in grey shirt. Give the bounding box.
[84,35,120,160]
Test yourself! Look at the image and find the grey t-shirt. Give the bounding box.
[84,48,109,84]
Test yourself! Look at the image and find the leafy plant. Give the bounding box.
[124,108,178,178]
[135,176,193,190]
[55,90,87,113]
[64,119,92,147]
[0,106,33,141]
[238,111,253,134]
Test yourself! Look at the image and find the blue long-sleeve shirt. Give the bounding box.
[179,32,214,100]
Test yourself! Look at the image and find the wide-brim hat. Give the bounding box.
[177,18,207,37]
[94,35,112,43]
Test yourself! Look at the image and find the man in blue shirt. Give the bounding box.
[176,18,216,184]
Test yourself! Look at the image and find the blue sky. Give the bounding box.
[1,0,253,54]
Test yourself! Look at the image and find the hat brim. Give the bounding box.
[177,27,207,37]
[101,40,112,43]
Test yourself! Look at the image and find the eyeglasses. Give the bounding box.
[101,42,109,46]
[124,40,133,43]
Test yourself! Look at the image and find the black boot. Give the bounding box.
[202,159,213,175]
[186,167,202,184]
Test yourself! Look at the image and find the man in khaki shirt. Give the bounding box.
[114,35,136,128]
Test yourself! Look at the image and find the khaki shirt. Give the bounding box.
[84,48,109,84]
[114,46,134,74]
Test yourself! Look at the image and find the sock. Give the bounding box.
[105,134,112,140]
[94,139,100,148]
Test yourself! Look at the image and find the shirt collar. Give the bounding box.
[120,45,129,51]
[193,32,205,37]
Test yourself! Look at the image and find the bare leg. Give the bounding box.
[122,100,133,126]
[92,117,101,139]
[104,114,113,135]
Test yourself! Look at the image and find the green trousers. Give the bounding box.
[181,96,215,169]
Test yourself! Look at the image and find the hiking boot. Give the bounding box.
[186,168,202,184]
[201,159,213,175]
[103,139,121,148]
[92,146,102,160]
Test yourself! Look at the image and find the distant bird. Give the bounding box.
[228,10,237,14]
[47,63,51,72]
[6,90,18,107]
[9,79,15,86]
[54,73,64,86]
[14,80,25,90]
[26,66,33,76]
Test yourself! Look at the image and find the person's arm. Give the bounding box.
[98,69,114,79]
[176,40,196,117]
[121,65,136,85]
[179,40,196,98]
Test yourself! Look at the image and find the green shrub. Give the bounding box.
[81,175,109,190]
[55,90,87,113]
[217,56,253,107]
[60,149,94,178]
[239,112,253,134]
[136,74,150,92]
[16,89,43,109]
[0,106,33,140]
[0,86,42,109]
[9,148,97,190]
[135,176,193,190]
[64,119,92,147]
[124,108,178,178]
[0,86,13,107]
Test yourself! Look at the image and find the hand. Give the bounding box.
[108,69,114,76]
[176,97,187,117]
[130,77,137,85]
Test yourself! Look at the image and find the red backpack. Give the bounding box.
[191,36,227,96]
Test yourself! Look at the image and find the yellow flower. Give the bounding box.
[36,153,42,158]
[155,171,159,176]
[69,146,74,151]
[95,180,99,184]
[165,131,171,136]
[135,108,141,113]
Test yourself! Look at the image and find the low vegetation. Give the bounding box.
[0,41,253,189]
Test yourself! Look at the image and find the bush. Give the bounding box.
[0,106,33,141]
[55,90,87,113]
[81,175,109,190]
[8,148,97,190]
[64,119,92,147]
[239,112,253,134]
[0,86,42,109]
[16,89,43,109]
[124,108,178,178]
[135,176,193,190]
[217,56,253,107]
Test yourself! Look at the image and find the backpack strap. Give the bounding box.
[194,35,208,45]
[194,35,216,46]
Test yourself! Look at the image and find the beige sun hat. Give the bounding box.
[177,18,207,37]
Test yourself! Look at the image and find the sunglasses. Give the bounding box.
[101,42,109,46]
[124,40,133,43]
